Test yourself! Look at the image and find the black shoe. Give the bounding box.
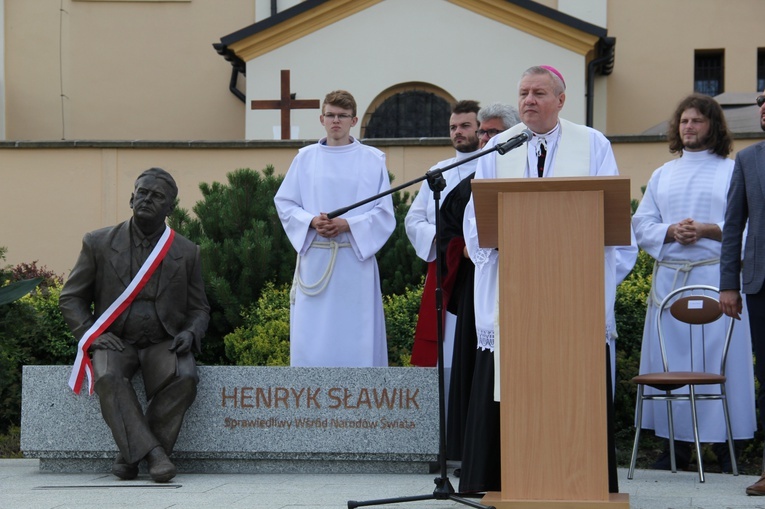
[111,453,138,480]
[651,441,692,470]
[453,468,461,478]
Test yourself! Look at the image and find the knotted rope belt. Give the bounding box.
[291,239,351,303]
[649,257,719,307]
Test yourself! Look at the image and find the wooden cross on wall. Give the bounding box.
[251,70,321,140]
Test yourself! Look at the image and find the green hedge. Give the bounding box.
[0,255,73,434]
[224,282,291,367]
[222,279,424,368]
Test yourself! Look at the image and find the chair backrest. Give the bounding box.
[655,284,735,376]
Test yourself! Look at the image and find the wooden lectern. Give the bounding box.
[472,177,631,509]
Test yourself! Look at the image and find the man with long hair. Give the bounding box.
[634,93,755,472]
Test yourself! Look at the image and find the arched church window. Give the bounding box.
[361,84,455,138]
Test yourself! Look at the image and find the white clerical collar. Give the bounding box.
[532,123,561,156]
[455,148,480,161]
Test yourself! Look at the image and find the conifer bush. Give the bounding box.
[169,166,294,364]
[376,181,426,296]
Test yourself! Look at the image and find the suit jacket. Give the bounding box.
[59,220,210,352]
[720,141,765,294]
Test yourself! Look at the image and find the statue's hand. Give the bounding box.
[90,332,125,351]
[169,331,194,354]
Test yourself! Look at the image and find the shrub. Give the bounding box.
[613,249,653,443]
[0,425,21,458]
[224,282,290,366]
[169,167,294,364]
[223,279,424,368]
[0,254,73,434]
[383,282,423,367]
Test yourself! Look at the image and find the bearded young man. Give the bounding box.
[633,93,755,473]
[406,100,483,370]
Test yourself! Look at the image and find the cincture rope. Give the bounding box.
[650,257,719,307]
[291,239,351,303]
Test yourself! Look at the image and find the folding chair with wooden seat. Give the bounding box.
[628,284,738,483]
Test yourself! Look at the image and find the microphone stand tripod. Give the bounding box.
[326,134,529,509]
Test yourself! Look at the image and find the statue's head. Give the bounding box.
[129,167,177,231]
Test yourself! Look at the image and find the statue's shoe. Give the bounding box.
[111,454,139,480]
[147,446,176,483]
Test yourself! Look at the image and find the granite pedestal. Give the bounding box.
[21,366,439,474]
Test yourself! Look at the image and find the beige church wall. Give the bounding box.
[0,142,452,276]
[605,0,763,135]
[615,136,764,202]
[5,137,755,278]
[244,0,586,140]
[4,0,759,143]
[3,0,252,141]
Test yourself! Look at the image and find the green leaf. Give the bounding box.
[0,278,42,306]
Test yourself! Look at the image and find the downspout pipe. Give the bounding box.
[213,42,247,103]
[586,37,616,127]
[229,67,246,103]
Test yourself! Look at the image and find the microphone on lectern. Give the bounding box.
[496,128,533,155]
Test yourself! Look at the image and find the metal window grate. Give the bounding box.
[694,50,724,96]
[364,91,451,138]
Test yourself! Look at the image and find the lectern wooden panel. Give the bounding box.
[472,178,630,509]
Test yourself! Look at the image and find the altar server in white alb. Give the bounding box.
[459,65,637,494]
[274,90,395,367]
[633,93,755,471]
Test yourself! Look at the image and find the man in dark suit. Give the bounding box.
[720,93,765,496]
[60,167,209,483]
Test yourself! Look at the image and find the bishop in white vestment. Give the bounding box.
[457,66,636,494]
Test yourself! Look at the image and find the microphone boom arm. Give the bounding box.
[326,129,532,219]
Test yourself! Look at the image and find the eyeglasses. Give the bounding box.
[323,113,354,120]
[477,129,502,138]
[757,96,765,108]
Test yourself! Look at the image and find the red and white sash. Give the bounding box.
[68,225,176,395]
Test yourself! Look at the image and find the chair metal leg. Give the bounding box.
[666,397,677,473]
[720,385,739,476]
[689,386,705,483]
[628,385,645,479]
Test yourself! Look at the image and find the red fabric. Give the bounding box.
[410,238,466,366]
[411,262,438,366]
